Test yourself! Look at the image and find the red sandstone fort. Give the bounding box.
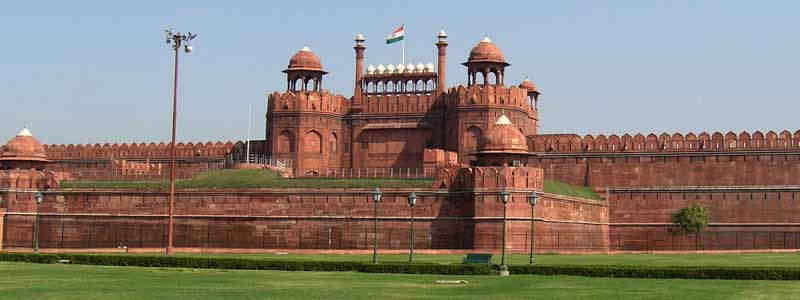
[1,32,799,253]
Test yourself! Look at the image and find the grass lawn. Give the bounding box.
[60,169,603,199]
[1,262,798,300]
[60,169,435,189]
[122,252,800,267]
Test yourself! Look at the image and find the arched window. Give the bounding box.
[475,72,485,85]
[304,130,322,153]
[465,126,483,152]
[277,130,295,153]
[488,71,498,85]
[329,132,338,159]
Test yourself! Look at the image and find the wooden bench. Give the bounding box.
[462,253,493,265]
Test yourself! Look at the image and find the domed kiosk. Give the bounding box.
[283,46,328,92]
[0,128,51,170]
[475,115,530,166]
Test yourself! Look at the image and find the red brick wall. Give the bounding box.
[608,187,800,250]
[529,153,800,190]
[1,188,607,252]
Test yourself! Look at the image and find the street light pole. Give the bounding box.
[371,188,382,264]
[528,191,539,265]
[33,191,43,254]
[407,192,417,263]
[500,188,510,268]
[164,28,196,256]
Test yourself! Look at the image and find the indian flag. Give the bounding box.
[386,25,404,44]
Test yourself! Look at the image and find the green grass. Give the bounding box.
[59,169,602,200]
[60,169,435,189]
[1,262,798,300]
[156,252,799,267]
[543,179,602,200]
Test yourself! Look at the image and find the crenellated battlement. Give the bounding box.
[43,141,237,160]
[531,130,800,153]
[268,90,349,115]
[446,84,534,113]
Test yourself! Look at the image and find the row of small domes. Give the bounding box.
[366,63,435,75]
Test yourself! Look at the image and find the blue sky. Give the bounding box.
[2,1,798,144]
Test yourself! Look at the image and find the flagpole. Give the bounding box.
[402,36,405,65]
[246,104,251,164]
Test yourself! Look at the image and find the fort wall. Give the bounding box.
[608,187,800,250]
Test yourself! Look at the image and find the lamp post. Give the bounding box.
[371,188,382,264]
[499,188,510,268]
[528,191,539,265]
[164,28,196,256]
[407,192,417,263]
[33,191,43,254]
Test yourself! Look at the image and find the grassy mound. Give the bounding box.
[61,169,434,189]
[61,169,603,200]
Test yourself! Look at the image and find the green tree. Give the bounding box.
[669,203,710,250]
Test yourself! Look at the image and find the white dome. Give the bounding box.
[366,65,376,74]
[396,64,405,73]
[482,36,491,43]
[301,46,311,52]
[438,30,447,38]
[386,64,396,73]
[415,63,425,73]
[425,62,435,72]
[377,64,386,74]
[406,63,415,72]
[17,127,32,137]
[355,33,365,41]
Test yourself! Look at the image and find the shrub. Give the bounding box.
[507,264,800,280]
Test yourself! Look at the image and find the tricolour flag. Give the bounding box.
[386,25,404,44]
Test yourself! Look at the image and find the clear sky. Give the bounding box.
[2,1,798,144]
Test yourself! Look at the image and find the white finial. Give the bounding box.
[482,35,492,43]
[355,33,365,41]
[301,45,311,52]
[415,63,425,73]
[396,64,405,73]
[495,115,512,125]
[17,127,32,137]
[377,64,386,74]
[438,29,447,37]
[425,62,435,72]
[386,64,396,73]
[406,63,415,72]
[366,65,376,74]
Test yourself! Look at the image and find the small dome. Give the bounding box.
[285,46,325,72]
[425,62,435,72]
[415,63,425,73]
[1,128,51,163]
[386,64,396,73]
[406,63,415,72]
[518,78,539,93]
[479,115,529,154]
[377,64,386,74]
[437,30,447,38]
[466,36,507,64]
[366,65,376,74]
[396,64,405,73]
[355,33,365,41]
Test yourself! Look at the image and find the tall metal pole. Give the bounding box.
[409,204,414,263]
[501,200,507,266]
[33,197,40,253]
[373,202,378,264]
[529,204,535,264]
[166,35,180,256]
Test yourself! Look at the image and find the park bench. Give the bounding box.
[462,253,492,265]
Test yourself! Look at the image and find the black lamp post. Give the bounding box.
[499,188,510,267]
[407,192,417,263]
[371,188,382,264]
[33,191,43,254]
[528,191,539,265]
